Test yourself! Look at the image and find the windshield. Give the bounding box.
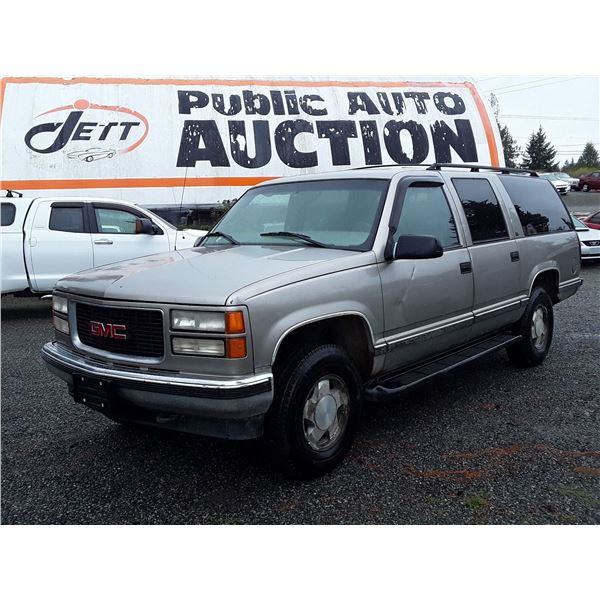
[201,179,389,251]
[540,174,558,181]
[554,173,569,180]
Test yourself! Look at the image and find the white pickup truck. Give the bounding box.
[1,194,203,296]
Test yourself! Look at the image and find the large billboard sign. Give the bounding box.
[0,77,503,204]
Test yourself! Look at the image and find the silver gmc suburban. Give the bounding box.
[43,164,583,478]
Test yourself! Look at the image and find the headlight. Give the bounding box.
[52,296,68,314]
[172,337,225,356]
[171,310,225,332]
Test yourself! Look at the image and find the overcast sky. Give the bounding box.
[474,77,599,166]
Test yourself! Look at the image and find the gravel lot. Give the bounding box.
[2,224,599,524]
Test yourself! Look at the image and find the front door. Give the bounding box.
[379,180,474,371]
[90,204,170,267]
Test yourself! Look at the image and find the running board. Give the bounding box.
[365,333,522,401]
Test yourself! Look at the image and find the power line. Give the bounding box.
[482,77,558,92]
[499,113,598,121]
[495,77,583,95]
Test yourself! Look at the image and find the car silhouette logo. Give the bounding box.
[66,147,116,162]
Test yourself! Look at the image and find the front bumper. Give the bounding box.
[581,245,600,259]
[42,342,273,439]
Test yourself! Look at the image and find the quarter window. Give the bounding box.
[452,178,508,243]
[49,206,85,233]
[95,208,138,234]
[1,202,16,226]
[498,176,574,236]
[394,184,459,248]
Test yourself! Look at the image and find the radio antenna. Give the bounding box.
[174,166,189,250]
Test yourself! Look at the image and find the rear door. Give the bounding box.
[89,203,170,267]
[445,175,523,337]
[379,178,474,370]
[27,201,94,292]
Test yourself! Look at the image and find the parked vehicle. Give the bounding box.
[581,209,600,231]
[1,195,204,296]
[552,172,579,191]
[145,203,225,230]
[579,171,600,192]
[572,215,600,261]
[539,173,568,195]
[43,164,582,478]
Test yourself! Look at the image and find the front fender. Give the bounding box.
[245,264,384,370]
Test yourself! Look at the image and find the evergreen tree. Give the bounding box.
[562,158,575,173]
[521,126,558,171]
[576,142,600,168]
[498,123,520,168]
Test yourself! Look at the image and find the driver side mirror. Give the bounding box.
[135,217,155,235]
[388,235,444,260]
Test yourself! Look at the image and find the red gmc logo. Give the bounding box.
[89,320,127,340]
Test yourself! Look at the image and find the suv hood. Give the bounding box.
[56,245,374,305]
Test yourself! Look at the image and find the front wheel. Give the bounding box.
[507,287,554,368]
[266,344,363,479]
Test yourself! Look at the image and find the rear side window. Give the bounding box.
[49,206,85,233]
[394,184,460,248]
[452,178,509,243]
[498,176,574,236]
[1,202,16,226]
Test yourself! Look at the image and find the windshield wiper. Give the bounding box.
[260,231,329,248]
[202,231,240,245]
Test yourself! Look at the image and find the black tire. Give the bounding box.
[507,287,554,368]
[265,344,363,479]
[582,183,589,192]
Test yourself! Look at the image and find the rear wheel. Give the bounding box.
[507,287,554,368]
[266,344,363,479]
[582,183,589,192]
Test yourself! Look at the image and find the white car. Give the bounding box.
[1,194,205,296]
[572,215,600,261]
[552,172,579,191]
[539,173,569,195]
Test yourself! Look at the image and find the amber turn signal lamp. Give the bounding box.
[225,311,245,334]
[226,337,247,359]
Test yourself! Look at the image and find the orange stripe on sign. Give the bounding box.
[0,177,279,191]
[463,82,500,167]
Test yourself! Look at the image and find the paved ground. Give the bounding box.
[563,190,599,216]
[2,229,599,524]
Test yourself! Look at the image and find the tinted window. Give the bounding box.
[498,176,574,236]
[394,184,459,248]
[452,178,508,243]
[95,208,138,234]
[49,207,85,233]
[589,212,600,225]
[1,202,16,226]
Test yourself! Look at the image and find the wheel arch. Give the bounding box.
[272,312,376,381]
[530,268,560,304]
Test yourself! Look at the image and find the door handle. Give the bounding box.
[510,251,520,262]
[460,261,472,274]
[94,239,114,245]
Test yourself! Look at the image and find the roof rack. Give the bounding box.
[351,163,434,170]
[4,189,24,198]
[426,163,538,177]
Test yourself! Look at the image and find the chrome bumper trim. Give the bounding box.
[42,342,272,391]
